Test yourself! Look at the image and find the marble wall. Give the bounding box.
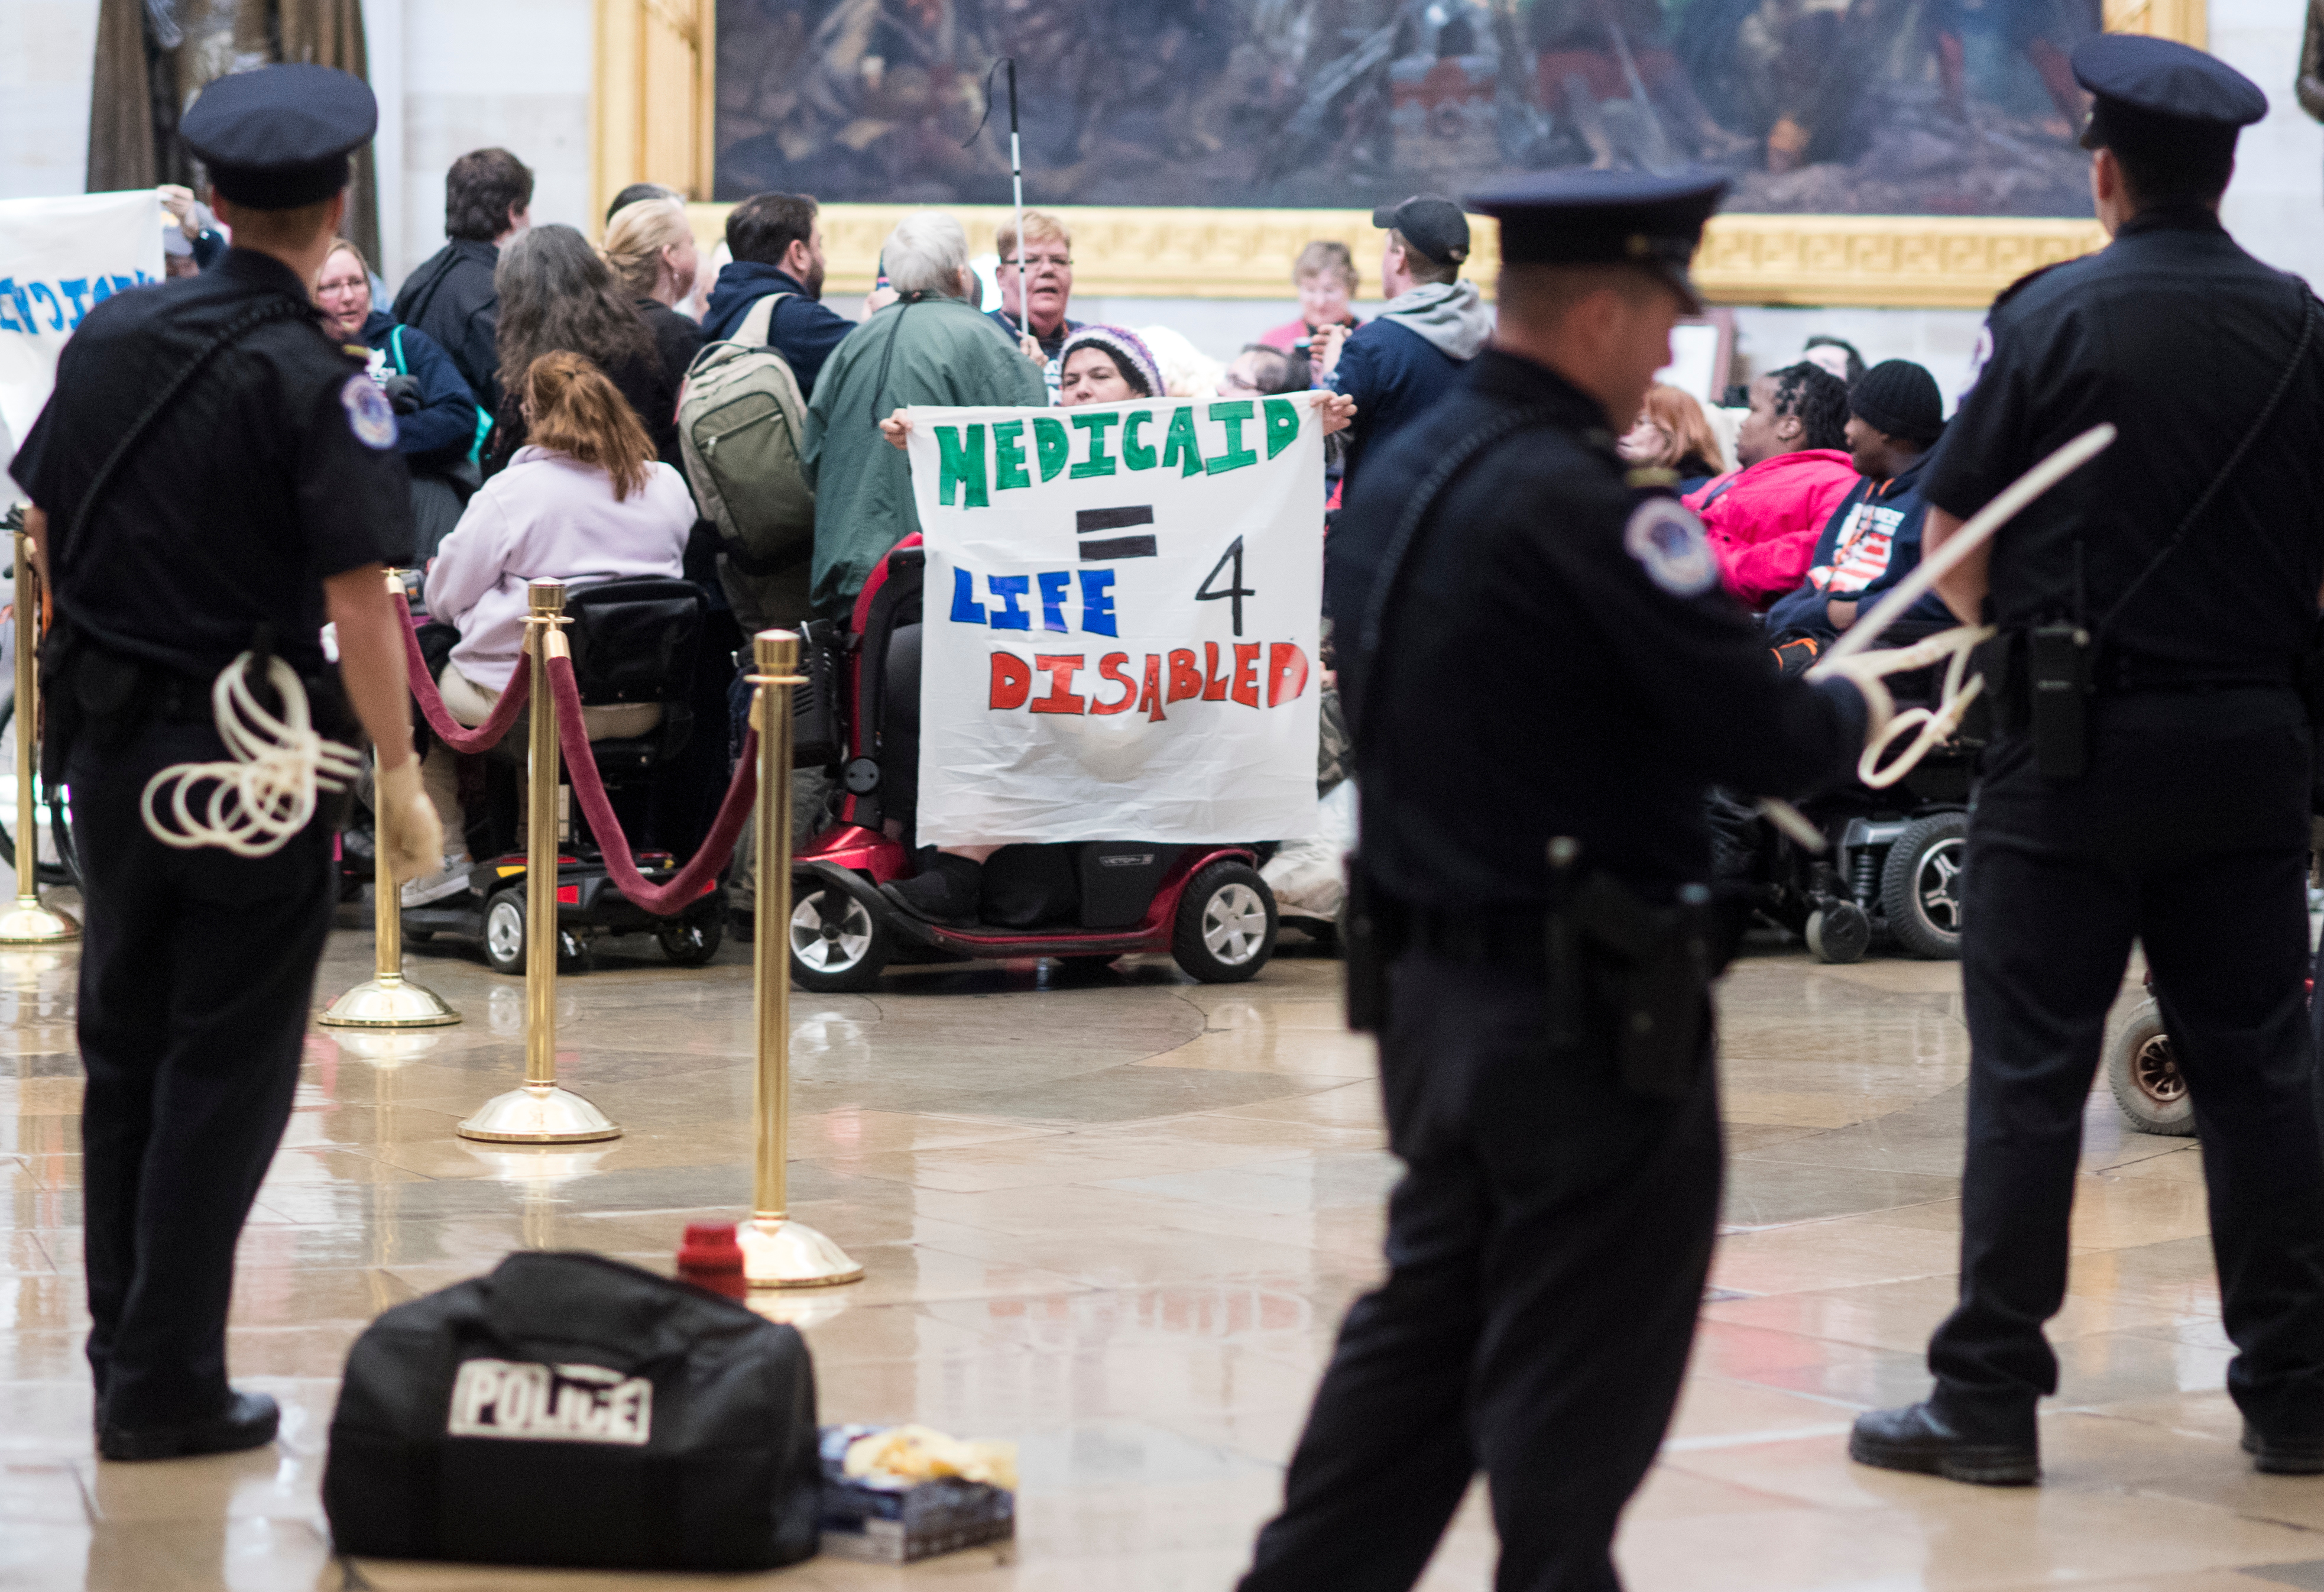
[0,0,101,205]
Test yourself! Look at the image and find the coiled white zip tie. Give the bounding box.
[1763,422,2120,844]
[140,652,366,856]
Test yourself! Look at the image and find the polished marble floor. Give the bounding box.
[4,902,2315,1592]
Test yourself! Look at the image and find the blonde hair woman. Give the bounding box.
[601,196,705,403]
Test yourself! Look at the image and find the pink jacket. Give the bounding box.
[426,446,694,690]
[1683,448,1859,610]
[1256,315,1360,352]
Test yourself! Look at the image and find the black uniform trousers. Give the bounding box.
[1239,950,1722,1592]
[73,717,336,1431]
[1928,690,2324,1441]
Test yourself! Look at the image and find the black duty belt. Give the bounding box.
[1404,904,1550,969]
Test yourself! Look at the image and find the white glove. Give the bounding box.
[375,755,446,884]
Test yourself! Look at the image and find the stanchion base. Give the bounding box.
[740,1216,863,1289]
[0,899,79,946]
[319,975,462,1029]
[457,1084,620,1143]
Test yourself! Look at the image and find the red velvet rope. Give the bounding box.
[545,651,760,918]
[393,590,530,754]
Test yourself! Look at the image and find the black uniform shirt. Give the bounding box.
[1926,209,2324,686]
[1328,349,1860,909]
[9,248,412,677]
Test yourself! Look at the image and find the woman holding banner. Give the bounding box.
[874,329,1357,926]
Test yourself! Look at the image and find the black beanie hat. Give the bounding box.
[1849,360,1943,446]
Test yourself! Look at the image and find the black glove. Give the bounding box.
[382,374,424,415]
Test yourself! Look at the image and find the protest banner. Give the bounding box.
[905,394,1325,846]
[0,192,164,469]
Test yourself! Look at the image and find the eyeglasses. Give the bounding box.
[1006,253,1072,271]
[316,275,367,297]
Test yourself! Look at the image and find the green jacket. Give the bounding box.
[803,295,1047,618]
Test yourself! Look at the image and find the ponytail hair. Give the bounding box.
[523,351,654,501]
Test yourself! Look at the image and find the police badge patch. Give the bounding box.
[341,373,398,450]
[1623,499,1719,597]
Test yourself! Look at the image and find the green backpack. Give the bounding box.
[677,294,815,577]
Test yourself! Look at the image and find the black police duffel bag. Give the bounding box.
[322,1250,821,1571]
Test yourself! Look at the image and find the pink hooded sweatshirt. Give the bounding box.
[1683,448,1860,611]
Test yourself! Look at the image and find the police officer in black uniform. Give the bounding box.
[1850,35,2324,1486]
[7,64,443,1461]
[1236,173,1872,1592]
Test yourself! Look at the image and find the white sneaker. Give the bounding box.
[399,855,473,908]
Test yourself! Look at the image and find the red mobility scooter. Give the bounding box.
[785,540,1281,993]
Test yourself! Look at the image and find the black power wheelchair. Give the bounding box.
[390,577,730,973]
[1711,622,1973,964]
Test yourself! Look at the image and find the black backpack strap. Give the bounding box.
[2095,289,2320,639]
[56,295,314,575]
[1350,404,1565,731]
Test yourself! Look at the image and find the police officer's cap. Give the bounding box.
[2071,34,2265,156]
[1464,169,1727,313]
[180,64,377,211]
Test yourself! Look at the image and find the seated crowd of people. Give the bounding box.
[199,140,1956,913]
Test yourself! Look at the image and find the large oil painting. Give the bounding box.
[714,0,2101,218]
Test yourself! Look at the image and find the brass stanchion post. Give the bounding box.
[0,530,78,946]
[458,581,617,1143]
[738,629,858,1287]
[322,570,460,1028]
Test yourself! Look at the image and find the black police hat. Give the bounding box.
[1371,196,1471,266]
[1464,169,1727,313]
[180,63,377,211]
[2071,34,2265,154]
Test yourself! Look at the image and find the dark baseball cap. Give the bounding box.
[1372,196,1470,266]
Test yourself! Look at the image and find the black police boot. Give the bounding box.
[2243,1423,2324,1475]
[881,852,983,927]
[99,1390,280,1463]
[1849,1400,2038,1485]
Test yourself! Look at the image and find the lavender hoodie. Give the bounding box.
[425,445,693,691]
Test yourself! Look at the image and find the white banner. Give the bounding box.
[0,191,166,473]
[906,395,1325,846]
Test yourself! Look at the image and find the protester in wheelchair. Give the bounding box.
[875,327,1354,926]
[406,351,692,904]
[1763,360,1953,648]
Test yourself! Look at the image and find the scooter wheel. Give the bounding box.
[790,879,891,993]
[482,888,528,975]
[1172,862,1278,983]
[657,913,724,968]
[2106,996,2195,1137]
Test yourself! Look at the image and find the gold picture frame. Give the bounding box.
[595,0,2201,311]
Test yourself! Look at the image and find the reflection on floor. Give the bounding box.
[0,910,2297,1591]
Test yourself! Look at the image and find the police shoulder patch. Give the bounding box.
[1623,498,1719,597]
[341,373,398,450]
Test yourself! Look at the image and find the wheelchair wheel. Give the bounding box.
[482,886,588,975]
[657,913,723,968]
[2106,996,2195,1137]
[0,697,77,889]
[790,879,890,992]
[1881,811,1967,960]
[1172,862,1276,984]
[1805,901,1870,965]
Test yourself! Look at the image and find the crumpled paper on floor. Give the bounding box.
[842,1424,1019,1491]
